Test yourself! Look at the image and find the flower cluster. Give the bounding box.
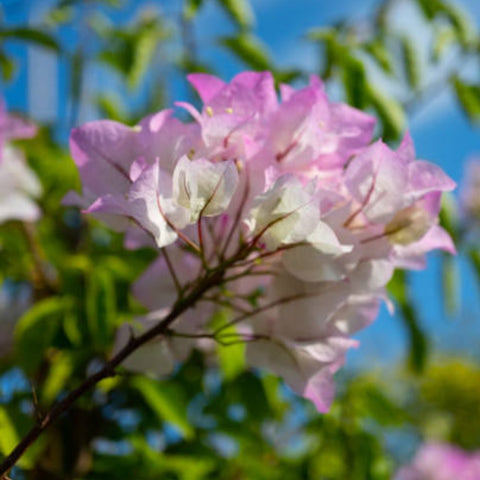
[69,71,455,411]
[395,443,480,480]
[0,98,40,224]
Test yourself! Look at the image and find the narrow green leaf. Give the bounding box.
[367,84,406,141]
[415,0,442,19]
[364,39,394,74]
[307,27,335,42]
[220,34,271,71]
[0,27,60,52]
[132,377,194,439]
[86,268,116,348]
[96,94,128,122]
[358,385,406,426]
[306,28,339,79]
[342,55,367,109]
[439,193,459,243]
[432,25,456,62]
[183,0,205,20]
[441,1,475,47]
[388,271,428,372]
[0,51,16,82]
[469,250,480,287]
[399,35,421,90]
[128,30,158,90]
[0,406,19,456]
[14,297,70,374]
[217,0,254,29]
[441,254,459,316]
[41,352,74,404]
[452,76,480,123]
[210,311,245,381]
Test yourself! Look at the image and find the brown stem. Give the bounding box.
[0,264,229,477]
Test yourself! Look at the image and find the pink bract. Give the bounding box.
[395,443,480,480]
[68,71,456,412]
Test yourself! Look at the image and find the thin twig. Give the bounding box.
[162,247,182,295]
[0,256,240,476]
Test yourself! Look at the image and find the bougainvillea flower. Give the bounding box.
[395,443,480,480]
[0,145,41,224]
[69,71,456,412]
[0,98,37,159]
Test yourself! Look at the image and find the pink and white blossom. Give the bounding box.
[395,443,480,480]
[69,71,456,412]
[0,100,40,224]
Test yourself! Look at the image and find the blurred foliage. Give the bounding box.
[0,0,480,478]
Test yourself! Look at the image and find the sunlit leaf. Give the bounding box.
[441,254,459,316]
[364,39,394,74]
[14,296,72,374]
[86,267,116,348]
[452,76,480,123]
[210,311,245,381]
[220,34,271,70]
[367,84,406,141]
[41,351,74,403]
[388,271,428,372]
[0,27,60,52]
[0,51,16,82]
[342,55,367,108]
[132,376,194,439]
[183,0,205,20]
[399,35,421,89]
[127,29,158,90]
[0,406,19,456]
[217,0,255,29]
[441,1,475,47]
[432,24,456,61]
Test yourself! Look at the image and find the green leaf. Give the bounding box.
[342,55,367,109]
[0,51,16,81]
[367,84,405,141]
[0,27,60,52]
[415,0,474,46]
[14,297,71,374]
[415,0,442,19]
[399,35,420,90]
[469,250,480,287]
[96,94,128,122]
[441,254,459,316]
[220,34,271,70]
[439,193,459,242]
[307,27,336,42]
[358,385,406,426]
[183,0,205,20]
[364,39,393,74]
[388,271,428,372]
[210,311,245,381]
[41,351,74,404]
[432,24,456,62]
[132,377,194,439]
[229,372,271,421]
[0,406,19,456]
[441,1,475,47]
[127,30,158,90]
[452,76,480,123]
[86,267,116,348]
[69,49,84,125]
[217,0,255,29]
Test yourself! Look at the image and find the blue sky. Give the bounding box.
[1,0,479,368]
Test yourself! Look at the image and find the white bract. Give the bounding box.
[173,156,239,222]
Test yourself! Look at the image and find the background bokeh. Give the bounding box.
[1,0,480,478]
